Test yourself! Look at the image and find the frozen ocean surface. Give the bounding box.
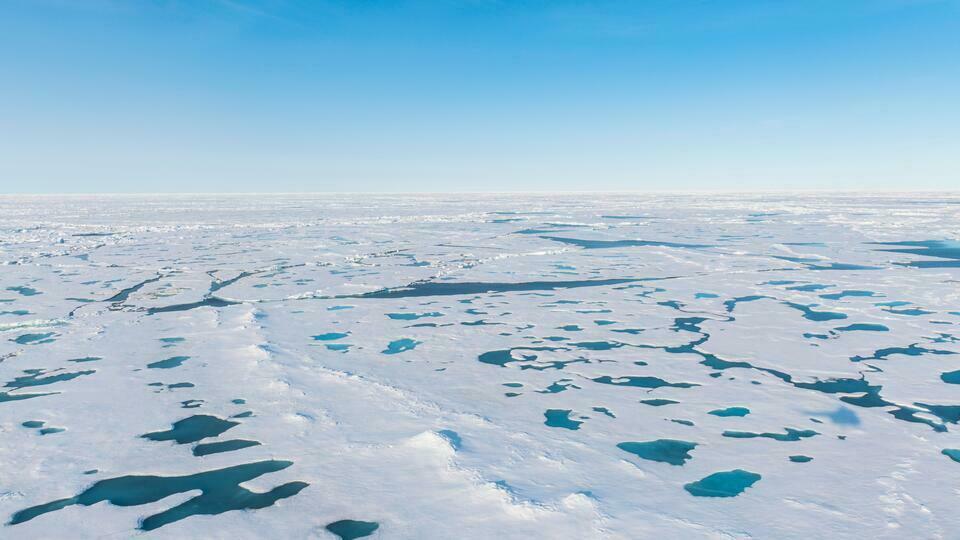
[1,193,959,539]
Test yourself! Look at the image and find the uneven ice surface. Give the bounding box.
[1,193,960,538]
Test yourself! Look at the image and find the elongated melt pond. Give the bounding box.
[9,461,308,531]
[617,439,698,465]
[684,470,762,497]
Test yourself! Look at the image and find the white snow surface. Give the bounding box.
[1,193,959,539]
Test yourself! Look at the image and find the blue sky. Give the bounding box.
[1,0,957,192]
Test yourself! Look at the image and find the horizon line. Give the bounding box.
[3,189,960,196]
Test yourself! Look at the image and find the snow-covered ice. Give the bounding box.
[1,193,959,539]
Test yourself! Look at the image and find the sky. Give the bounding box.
[1,0,958,193]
